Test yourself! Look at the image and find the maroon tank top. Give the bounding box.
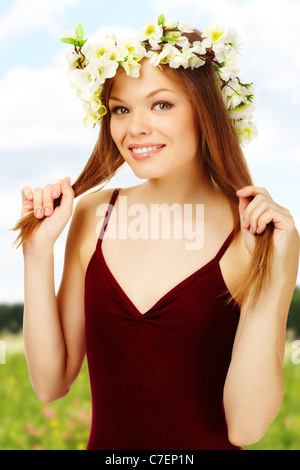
[84,188,241,450]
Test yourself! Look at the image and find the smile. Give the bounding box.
[129,144,166,160]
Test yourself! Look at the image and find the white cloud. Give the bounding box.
[0,0,81,40]
[0,65,95,151]
[1,1,299,304]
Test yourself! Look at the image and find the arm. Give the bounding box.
[223,186,300,447]
[22,178,86,403]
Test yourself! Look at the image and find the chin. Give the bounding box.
[126,161,169,180]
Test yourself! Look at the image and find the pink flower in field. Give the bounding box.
[42,407,56,419]
[79,411,91,425]
[24,422,38,436]
[63,432,74,442]
[33,445,43,450]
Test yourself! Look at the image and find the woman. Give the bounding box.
[14,17,299,450]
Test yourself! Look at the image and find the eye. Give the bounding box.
[111,106,129,115]
[153,102,173,111]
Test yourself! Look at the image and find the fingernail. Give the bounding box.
[66,177,71,186]
[243,219,248,228]
[52,190,58,197]
[36,209,42,218]
[45,208,51,216]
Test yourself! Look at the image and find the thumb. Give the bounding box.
[237,194,253,228]
[59,177,75,213]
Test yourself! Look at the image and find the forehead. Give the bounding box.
[109,59,184,98]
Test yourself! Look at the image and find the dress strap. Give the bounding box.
[214,229,235,263]
[99,188,121,240]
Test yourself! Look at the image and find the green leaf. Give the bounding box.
[76,23,84,42]
[61,37,79,46]
[161,36,177,43]
[158,14,165,26]
[78,39,88,47]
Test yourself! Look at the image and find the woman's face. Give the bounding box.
[109,60,199,180]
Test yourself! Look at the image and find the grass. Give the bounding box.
[0,334,299,450]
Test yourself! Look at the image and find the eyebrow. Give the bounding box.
[109,88,175,102]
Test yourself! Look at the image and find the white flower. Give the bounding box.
[83,100,107,127]
[229,100,256,121]
[188,54,206,69]
[202,25,228,53]
[222,78,243,108]
[186,41,206,69]
[83,103,100,127]
[70,68,94,97]
[121,57,141,78]
[116,38,145,62]
[88,56,119,89]
[141,18,164,49]
[64,28,77,40]
[178,21,194,33]
[234,119,258,145]
[65,49,83,75]
[173,52,192,69]
[63,18,258,145]
[148,45,177,67]
[164,18,178,30]
[86,38,117,62]
[89,89,104,111]
[218,64,235,82]
[226,29,243,55]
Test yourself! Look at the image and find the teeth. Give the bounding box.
[132,146,162,154]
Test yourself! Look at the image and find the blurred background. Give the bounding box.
[0,0,299,450]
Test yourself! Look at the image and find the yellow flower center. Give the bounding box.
[212,30,223,42]
[96,47,106,58]
[146,25,156,36]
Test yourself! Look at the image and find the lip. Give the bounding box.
[128,143,166,160]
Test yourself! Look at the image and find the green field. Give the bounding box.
[0,336,299,450]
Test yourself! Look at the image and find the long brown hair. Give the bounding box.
[13,29,274,308]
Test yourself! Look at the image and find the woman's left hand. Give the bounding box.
[236,186,296,256]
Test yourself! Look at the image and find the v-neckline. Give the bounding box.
[98,230,234,317]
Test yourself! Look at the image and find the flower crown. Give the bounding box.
[61,14,258,145]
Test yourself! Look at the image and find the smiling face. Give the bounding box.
[108,59,200,181]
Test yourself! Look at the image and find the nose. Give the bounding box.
[127,109,152,137]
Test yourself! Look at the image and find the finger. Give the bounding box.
[43,184,56,217]
[236,186,272,200]
[21,186,34,202]
[238,195,253,219]
[244,195,272,232]
[51,179,64,199]
[33,187,44,219]
[256,209,274,234]
[59,177,74,215]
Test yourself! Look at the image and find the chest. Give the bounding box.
[99,233,239,315]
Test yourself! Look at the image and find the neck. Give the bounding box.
[141,162,217,205]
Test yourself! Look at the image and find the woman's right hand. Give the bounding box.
[21,177,75,246]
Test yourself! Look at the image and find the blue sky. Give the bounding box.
[1,0,299,302]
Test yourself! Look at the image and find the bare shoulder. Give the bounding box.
[74,187,117,214]
[219,230,251,299]
[70,187,119,274]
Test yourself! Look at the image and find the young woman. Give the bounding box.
[14,18,299,450]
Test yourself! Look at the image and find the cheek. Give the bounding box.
[170,111,197,152]
[110,119,119,145]
[110,119,127,154]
